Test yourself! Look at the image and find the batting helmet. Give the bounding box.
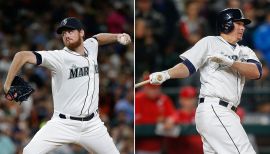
[217,8,251,34]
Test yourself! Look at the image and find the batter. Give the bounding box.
[149,8,261,154]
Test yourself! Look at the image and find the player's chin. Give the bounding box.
[63,41,70,47]
[237,34,243,40]
[64,41,74,47]
[67,42,81,50]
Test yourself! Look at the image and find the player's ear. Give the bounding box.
[80,29,85,38]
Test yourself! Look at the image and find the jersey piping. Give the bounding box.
[80,56,91,116]
[211,105,240,154]
[84,47,96,115]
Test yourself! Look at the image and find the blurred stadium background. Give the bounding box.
[135,0,270,154]
[0,0,134,154]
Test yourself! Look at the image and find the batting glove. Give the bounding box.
[149,71,170,85]
[117,33,131,45]
[208,54,234,67]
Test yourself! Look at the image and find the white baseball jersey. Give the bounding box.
[37,38,99,116]
[180,36,261,106]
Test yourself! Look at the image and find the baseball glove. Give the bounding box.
[5,76,34,103]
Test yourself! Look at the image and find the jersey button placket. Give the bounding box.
[79,56,91,116]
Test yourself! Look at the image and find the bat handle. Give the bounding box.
[135,80,150,88]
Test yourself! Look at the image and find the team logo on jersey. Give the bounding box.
[216,54,239,70]
[68,65,89,79]
[239,54,248,62]
[221,52,238,61]
[228,55,238,61]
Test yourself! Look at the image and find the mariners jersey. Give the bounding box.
[37,38,99,116]
[180,36,261,106]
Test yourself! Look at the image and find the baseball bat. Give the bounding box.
[135,74,164,88]
[135,79,150,88]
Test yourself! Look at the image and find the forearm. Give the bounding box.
[4,51,36,92]
[93,33,118,45]
[149,63,190,85]
[167,63,190,79]
[231,61,260,79]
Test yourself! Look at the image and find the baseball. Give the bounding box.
[119,35,127,44]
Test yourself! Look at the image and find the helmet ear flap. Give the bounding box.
[222,20,234,34]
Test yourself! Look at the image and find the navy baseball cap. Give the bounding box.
[56,17,84,34]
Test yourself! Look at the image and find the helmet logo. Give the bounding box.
[226,14,232,20]
[62,19,67,25]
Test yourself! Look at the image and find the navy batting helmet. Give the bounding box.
[217,8,251,34]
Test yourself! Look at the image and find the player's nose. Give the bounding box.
[62,34,71,41]
[240,24,245,31]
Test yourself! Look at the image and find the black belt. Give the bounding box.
[199,98,237,112]
[59,112,95,121]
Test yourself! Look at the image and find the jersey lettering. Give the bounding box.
[69,65,89,79]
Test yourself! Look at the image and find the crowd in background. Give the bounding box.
[0,0,134,154]
[135,0,270,153]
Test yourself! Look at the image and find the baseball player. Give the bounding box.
[149,8,262,154]
[3,17,131,154]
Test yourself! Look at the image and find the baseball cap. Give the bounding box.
[179,86,197,98]
[56,17,84,34]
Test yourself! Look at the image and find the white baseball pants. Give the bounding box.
[195,97,256,154]
[23,113,119,154]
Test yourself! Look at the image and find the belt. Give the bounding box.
[59,112,95,121]
[199,98,237,112]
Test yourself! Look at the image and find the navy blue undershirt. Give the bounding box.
[182,59,196,75]
[247,59,262,80]
[32,51,42,65]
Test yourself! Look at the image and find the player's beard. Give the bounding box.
[65,37,83,51]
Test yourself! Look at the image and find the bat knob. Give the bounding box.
[157,75,163,81]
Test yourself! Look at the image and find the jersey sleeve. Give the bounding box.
[180,37,210,71]
[85,37,98,46]
[37,50,63,73]
[239,46,261,64]
[247,47,260,62]
[240,46,262,79]
[84,37,99,59]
